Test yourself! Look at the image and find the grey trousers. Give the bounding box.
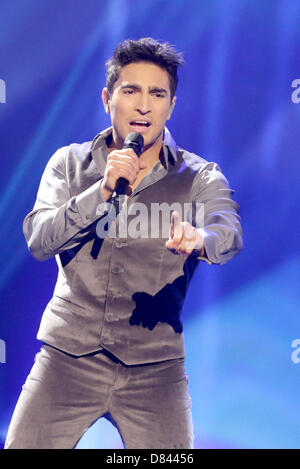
[5,344,194,449]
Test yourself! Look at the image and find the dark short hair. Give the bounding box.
[105,38,184,99]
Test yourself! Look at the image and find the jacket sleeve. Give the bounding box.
[192,162,243,265]
[23,146,108,261]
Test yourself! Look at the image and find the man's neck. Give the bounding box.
[139,143,162,170]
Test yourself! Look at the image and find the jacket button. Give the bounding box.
[112,266,124,274]
[115,240,128,248]
[102,337,115,345]
[105,313,117,322]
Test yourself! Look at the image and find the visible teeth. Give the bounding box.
[131,121,149,126]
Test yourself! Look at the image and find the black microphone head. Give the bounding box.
[123,132,144,157]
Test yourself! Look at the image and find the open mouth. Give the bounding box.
[130,120,151,128]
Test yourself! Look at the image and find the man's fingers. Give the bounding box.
[166,217,202,256]
[108,151,140,173]
[106,161,137,186]
[166,211,183,251]
[178,223,197,254]
[170,211,183,240]
[104,148,144,191]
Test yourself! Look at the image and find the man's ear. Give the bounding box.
[102,87,111,114]
[167,96,177,120]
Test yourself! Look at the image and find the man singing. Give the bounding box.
[5,38,242,449]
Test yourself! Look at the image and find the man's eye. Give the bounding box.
[124,89,135,94]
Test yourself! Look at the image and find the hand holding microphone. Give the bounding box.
[100,132,145,202]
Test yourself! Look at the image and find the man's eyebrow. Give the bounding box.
[120,83,141,90]
[149,87,168,94]
[120,83,168,94]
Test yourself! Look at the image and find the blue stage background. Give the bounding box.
[0,0,299,449]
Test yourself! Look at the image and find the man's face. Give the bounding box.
[102,61,176,152]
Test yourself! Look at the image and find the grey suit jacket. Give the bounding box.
[23,127,242,364]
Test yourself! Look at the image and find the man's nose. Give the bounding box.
[135,93,151,114]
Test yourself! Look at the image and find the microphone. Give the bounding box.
[111,132,144,202]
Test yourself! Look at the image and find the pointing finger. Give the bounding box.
[171,211,183,241]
